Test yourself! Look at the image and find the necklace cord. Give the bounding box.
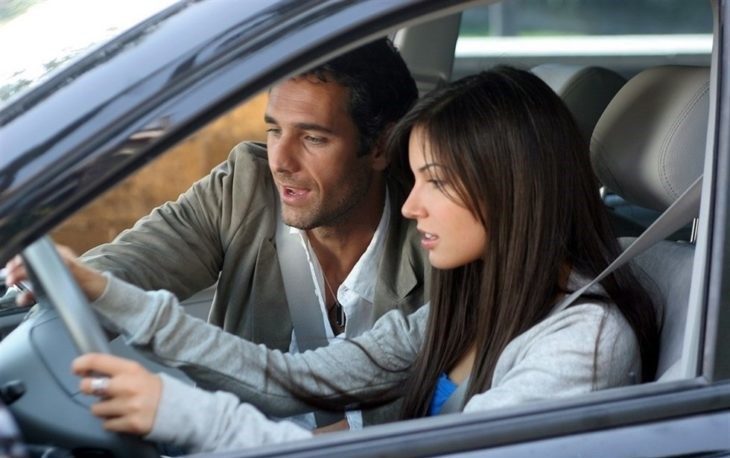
[322,274,347,330]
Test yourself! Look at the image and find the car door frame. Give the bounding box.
[208,0,730,455]
[0,0,727,455]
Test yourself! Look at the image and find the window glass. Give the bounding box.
[50,93,269,254]
[460,0,712,37]
[0,0,176,105]
[454,0,713,79]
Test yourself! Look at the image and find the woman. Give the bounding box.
[5,67,658,452]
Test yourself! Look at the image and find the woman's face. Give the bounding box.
[402,127,488,269]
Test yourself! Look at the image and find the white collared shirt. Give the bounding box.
[285,191,391,430]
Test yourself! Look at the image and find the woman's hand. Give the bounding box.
[313,419,350,434]
[3,244,108,305]
[73,353,162,436]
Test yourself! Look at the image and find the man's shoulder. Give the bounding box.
[376,189,430,309]
[381,179,429,272]
[385,205,424,255]
[197,141,277,223]
[218,141,273,194]
[229,141,268,166]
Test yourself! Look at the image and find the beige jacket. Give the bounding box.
[85,141,429,350]
[83,142,429,424]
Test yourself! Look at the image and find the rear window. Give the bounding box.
[454,0,713,79]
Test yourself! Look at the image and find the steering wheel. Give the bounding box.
[0,237,159,457]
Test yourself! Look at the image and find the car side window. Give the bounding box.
[453,0,712,241]
[453,0,712,80]
[49,92,269,255]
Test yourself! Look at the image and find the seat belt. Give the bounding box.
[439,176,703,415]
[558,175,702,310]
[275,214,329,351]
[274,200,345,426]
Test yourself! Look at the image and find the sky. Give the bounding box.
[0,0,176,88]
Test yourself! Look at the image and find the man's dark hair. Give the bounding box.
[304,38,418,156]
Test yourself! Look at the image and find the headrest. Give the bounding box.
[591,66,709,211]
[532,64,626,142]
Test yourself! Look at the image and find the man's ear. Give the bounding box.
[369,124,395,172]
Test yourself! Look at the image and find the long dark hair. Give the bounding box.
[387,67,659,419]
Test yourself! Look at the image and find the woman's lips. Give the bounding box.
[419,231,438,249]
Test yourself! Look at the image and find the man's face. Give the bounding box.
[265,77,383,230]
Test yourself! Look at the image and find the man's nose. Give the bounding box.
[268,135,299,174]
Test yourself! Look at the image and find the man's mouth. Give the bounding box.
[279,184,311,205]
[282,186,307,197]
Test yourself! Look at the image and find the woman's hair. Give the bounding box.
[387,67,659,419]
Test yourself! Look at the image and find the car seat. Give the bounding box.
[530,64,652,236]
[590,65,710,381]
[531,63,626,143]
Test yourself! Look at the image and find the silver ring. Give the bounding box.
[90,376,110,397]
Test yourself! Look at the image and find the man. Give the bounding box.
[82,39,429,428]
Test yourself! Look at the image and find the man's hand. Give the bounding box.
[73,353,162,436]
[3,244,108,305]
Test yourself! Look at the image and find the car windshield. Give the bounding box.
[0,0,176,108]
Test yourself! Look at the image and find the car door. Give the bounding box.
[207,0,730,455]
[0,0,727,455]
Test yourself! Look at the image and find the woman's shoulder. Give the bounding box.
[510,295,640,381]
[545,296,629,335]
[463,298,640,414]
[536,271,638,356]
[509,298,628,359]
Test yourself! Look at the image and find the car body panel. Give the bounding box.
[704,0,730,383]
[0,0,728,456]
[212,380,730,457]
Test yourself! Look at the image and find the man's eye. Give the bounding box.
[266,128,281,136]
[304,135,326,145]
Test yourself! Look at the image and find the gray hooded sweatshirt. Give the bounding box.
[90,273,640,453]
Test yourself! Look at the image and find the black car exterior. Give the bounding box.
[0,0,728,456]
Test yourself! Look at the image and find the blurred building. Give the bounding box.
[51,93,268,254]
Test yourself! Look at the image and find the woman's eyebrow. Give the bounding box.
[418,163,446,173]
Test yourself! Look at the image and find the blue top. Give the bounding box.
[428,372,459,416]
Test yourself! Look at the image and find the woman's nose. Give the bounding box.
[402,187,425,220]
